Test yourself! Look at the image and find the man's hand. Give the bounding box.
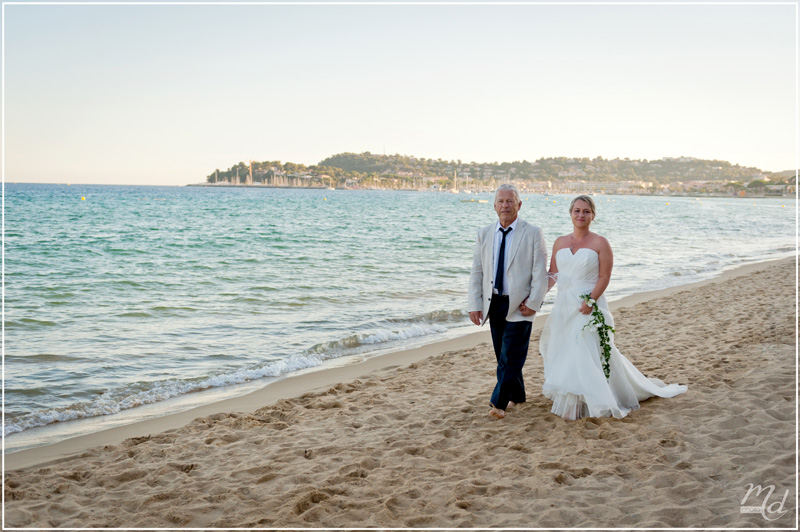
[469,311,483,326]
[519,300,536,317]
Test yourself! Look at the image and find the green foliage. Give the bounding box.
[580,294,615,379]
[207,152,779,186]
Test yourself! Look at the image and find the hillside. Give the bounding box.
[206,152,790,189]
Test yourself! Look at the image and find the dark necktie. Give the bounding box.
[495,227,512,296]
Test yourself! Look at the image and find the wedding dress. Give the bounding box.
[539,248,688,420]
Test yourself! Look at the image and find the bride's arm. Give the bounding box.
[546,237,562,292]
[590,237,614,300]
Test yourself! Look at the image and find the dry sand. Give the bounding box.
[4,258,797,528]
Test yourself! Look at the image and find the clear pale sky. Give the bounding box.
[3,1,797,186]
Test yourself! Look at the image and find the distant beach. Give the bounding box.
[5,257,795,527]
[188,181,794,200]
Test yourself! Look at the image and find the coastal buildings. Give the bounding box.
[201,153,794,196]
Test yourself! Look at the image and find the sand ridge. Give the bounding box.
[4,259,796,527]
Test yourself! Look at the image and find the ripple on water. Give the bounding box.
[5,318,58,329]
[115,310,154,318]
[6,354,87,363]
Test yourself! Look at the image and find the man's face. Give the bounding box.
[494,190,521,227]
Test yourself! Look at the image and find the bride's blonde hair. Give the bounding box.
[569,195,596,219]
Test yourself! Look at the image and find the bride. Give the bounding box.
[539,195,687,420]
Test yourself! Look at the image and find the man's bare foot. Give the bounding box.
[507,401,517,409]
[489,407,505,419]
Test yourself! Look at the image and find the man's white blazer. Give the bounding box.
[468,218,548,325]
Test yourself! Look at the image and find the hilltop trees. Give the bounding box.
[207,152,781,188]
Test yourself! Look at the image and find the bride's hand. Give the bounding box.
[579,302,593,315]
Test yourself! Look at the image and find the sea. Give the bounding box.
[4,183,796,452]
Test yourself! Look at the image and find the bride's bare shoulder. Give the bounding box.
[552,235,571,251]
[589,233,612,250]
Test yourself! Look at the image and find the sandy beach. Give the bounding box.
[4,257,796,528]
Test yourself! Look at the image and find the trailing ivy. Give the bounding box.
[580,294,615,379]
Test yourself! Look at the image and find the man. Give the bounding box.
[468,184,548,419]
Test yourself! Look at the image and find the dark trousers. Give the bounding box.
[489,295,533,411]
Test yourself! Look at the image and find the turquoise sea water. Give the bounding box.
[4,184,796,450]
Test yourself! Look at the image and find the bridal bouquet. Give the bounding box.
[580,294,614,379]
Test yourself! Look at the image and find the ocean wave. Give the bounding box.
[3,353,326,437]
[232,297,268,304]
[4,321,452,436]
[111,280,144,287]
[305,323,451,356]
[104,248,148,255]
[377,288,464,299]
[385,309,467,325]
[6,353,86,363]
[116,311,153,318]
[150,306,198,313]
[668,263,719,277]
[247,285,279,292]
[306,334,364,354]
[5,318,58,329]
[361,324,448,344]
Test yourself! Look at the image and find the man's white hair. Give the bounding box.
[494,183,521,204]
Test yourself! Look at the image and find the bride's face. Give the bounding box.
[571,200,594,228]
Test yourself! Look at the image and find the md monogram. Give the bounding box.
[740,483,790,521]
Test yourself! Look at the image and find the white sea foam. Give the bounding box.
[306,320,457,354]
[386,309,467,324]
[4,324,452,436]
[3,352,327,436]
[362,324,448,344]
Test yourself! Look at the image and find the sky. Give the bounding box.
[2,1,797,186]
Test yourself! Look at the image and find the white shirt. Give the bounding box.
[492,218,518,295]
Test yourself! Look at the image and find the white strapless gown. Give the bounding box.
[539,248,688,419]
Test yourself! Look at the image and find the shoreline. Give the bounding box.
[5,255,795,472]
[189,183,794,198]
[11,183,795,199]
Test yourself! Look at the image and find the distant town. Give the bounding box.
[195,152,796,197]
